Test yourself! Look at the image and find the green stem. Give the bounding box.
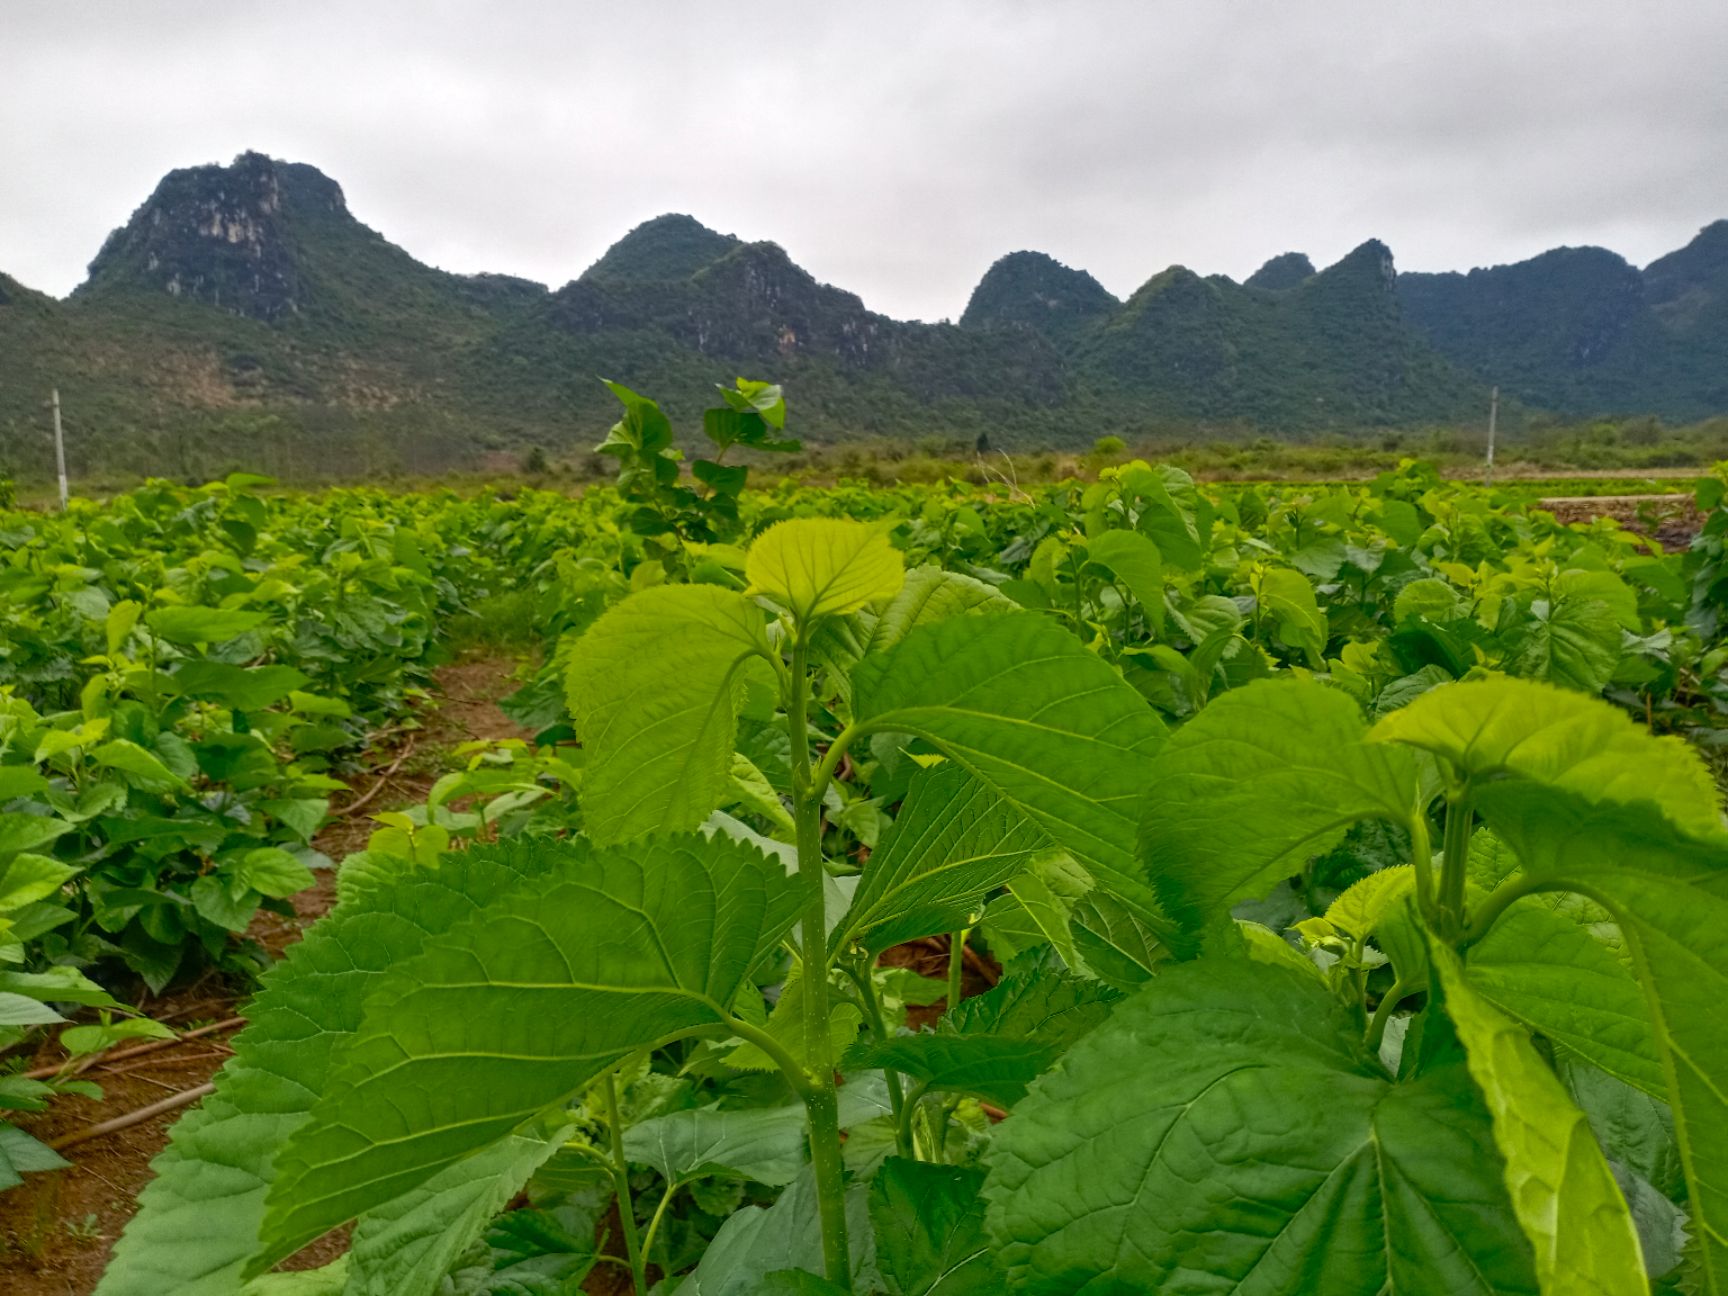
[558,1139,616,1169]
[844,960,911,1158]
[810,723,859,810]
[604,1071,649,1295]
[787,633,852,1290]
[639,1177,680,1276]
[935,1094,962,1160]
[1408,812,1438,929]
[1438,792,1474,943]
[719,1015,816,1102]
[1462,872,1553,946]
[947,928,968,1012]
[1366,976,1418,1052]
[898,1080,932,1162]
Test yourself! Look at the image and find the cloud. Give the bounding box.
[3,0,1724,320]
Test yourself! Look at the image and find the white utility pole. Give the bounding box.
[50,388,68,510]
[1484,385,1499,488]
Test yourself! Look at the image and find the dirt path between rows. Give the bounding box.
[0,657,532,1295]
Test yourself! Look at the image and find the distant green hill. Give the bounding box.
[1244,253,1316,292]
[961,251,1119,340]
[580,213,742,283]
[1397,221,1728,420]
[1,150,1722,479]
[1077,242,1482,424]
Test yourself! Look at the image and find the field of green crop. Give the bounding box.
[2,382,1725,1293]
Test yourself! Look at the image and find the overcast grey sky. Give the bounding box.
[4,1,1726,321]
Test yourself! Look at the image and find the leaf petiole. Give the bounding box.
[842,959,912,1158]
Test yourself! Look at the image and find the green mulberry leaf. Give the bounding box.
[343,1123,571,1296]
[746,518,905,622]
[1082,531,1165,635]
[1255,566,1328,665]
[258,833,800,1268]
[1368,675,1720,838]
[0,1122,69,1190]
[682,1166,876,1296]
[846,969,1120,1107]
[831,763,1044,959]
[169,661,310,711]
[97,844,553,1296]
[852,612,1171,937]
[862,566,1014,657]
[623,1101,811,1188]
[1474,784,1728,1293]
[146,605,270,645]
[869,1157,1001,1295]
[565,584,770,846]
[1434,943,1646,1296]
[1508,587,1624,694]
[1141,678,1418,941]
[1466,895,1665,1098]
[983,956,1538,1294]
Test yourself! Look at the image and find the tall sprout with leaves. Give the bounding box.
[598,376,799,548]
[565,517,913,1281]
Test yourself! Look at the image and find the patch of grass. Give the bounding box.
[64,1213,103,1243]
[447,590,541,654]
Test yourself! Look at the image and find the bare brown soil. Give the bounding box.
[0,657,531,1294]
[1538,493,1701,551]
[879,934,1002,1031]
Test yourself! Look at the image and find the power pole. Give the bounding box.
[1484,385,1499,488]
[50,388,68,510]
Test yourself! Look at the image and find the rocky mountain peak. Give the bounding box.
[1326,239,1398,291]
[78,151,352,322]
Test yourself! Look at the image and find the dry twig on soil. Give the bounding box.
[49,1083,215,1151]
[336,737,418,817]
[22,1016,245,1081]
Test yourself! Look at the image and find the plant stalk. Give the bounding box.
[787,634,853,1290]
[935,1094,962,1160]
[1462,872,1562,946]
[1408,812,1438,929]
[947,928,968,1012]
[639,1178,680,1276]
[1438,792,1474,943]
[898,1080,932,1162]
[604,1071,649,1295]
[846,960,912,1158]
[1366,976,1417,1053]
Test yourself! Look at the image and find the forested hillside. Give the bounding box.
[2,150,1723,476]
